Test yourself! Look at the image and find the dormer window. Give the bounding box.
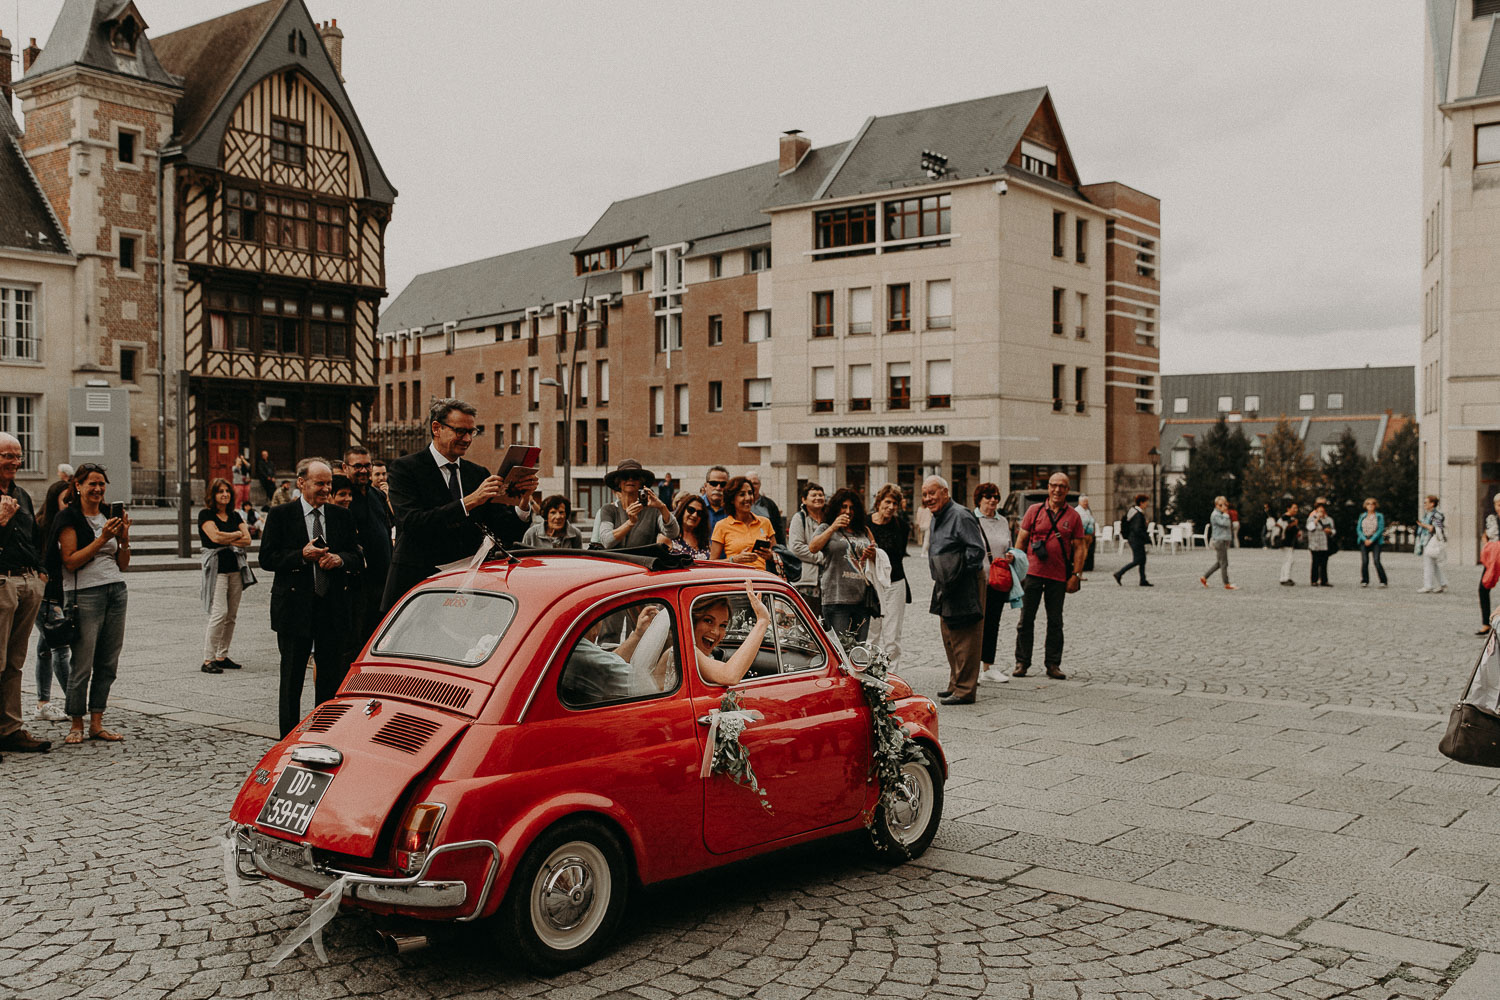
[112,17,139,55]
[1019,140,1057,180]
[270,118,306,167]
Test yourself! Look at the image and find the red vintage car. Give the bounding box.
[228,548,945,971]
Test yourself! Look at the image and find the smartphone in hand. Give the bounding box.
[108,502,125,521]
[312,535,327,549]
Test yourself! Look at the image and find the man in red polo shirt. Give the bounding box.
[1010,472,1087,679]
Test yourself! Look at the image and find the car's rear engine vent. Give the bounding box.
[371,712,443,754]
[346,671,472,711]
[304,702,351,733]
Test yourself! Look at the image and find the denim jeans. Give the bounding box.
[35,628,70,702]
[67,582,127,718]
[822,603,871,644]
[1360,544,1387,585]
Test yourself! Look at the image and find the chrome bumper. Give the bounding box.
[233,826,501,921]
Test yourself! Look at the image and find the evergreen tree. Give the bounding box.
[1365,419,1419,526]
[1242,417,1319,527]
[1319,427,1368,543]
[1168,416,1250,527]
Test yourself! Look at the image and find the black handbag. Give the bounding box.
[40,596,78,647]
[1439,634,1500,766]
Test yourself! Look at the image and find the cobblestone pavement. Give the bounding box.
[3,546,1497,999]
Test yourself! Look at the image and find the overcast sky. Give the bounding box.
[10,0,1423,374]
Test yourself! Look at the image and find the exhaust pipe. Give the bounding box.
[376,930,430,955]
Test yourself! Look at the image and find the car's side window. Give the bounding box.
[693,591,781,681]
[770,595,828,674]
[558,599,679,709]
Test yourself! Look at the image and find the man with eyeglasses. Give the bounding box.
[1011,472,1086,680]
[381,398,537,613]
[0,433,52,755]
[700,466,732,533]
[342,446,392,649]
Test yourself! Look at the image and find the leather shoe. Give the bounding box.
[201,661,223,674]
[217,657,243,670]
[1139,581,1153,587]
[939,694,976,705]
[936,689,953,699]
[1011,665,1028,677]
[0,731,51,753]
[1045,668,1068,680]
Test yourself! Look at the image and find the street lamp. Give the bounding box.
[538,312,601,507]
[1146,446,1160,523]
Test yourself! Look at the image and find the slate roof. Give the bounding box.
[1477,12,1500,97]
[23,0,181,90]
[0,100,70,255]
[150,0,280,150]
[378,238,622,335]
[1161,367,1415,423]
[817,88,1049,200]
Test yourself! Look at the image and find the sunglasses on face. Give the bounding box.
[684,506,705,516]
[706,481,728,488]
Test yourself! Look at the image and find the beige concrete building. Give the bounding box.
[1422,0,1500,563]
[763,90,1157,514]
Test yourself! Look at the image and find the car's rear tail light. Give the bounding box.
[395,803,445,873]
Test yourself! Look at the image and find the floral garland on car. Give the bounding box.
[840,636,924,852]
[701,689,772,813]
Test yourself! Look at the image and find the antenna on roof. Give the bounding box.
[920,149,949,179]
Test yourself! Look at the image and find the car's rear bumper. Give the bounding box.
[232,825,500,921]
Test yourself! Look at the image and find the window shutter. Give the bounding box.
[850,364,872,398]
[926,360,952,396]
[813,367,833,398]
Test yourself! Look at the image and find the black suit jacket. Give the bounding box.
[350,485,394,580]
[259,500,364,636]
[383,450,530,608]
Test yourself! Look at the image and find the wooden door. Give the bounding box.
[207,421,239,485]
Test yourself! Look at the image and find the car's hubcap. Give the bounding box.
[885,761,933,843]
[531,840,610,949]
[540,856,594,930]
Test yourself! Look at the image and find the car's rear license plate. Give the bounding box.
[256,766,332,836]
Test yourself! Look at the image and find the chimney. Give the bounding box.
[0,32,12,103]
[317,19,344,81]
[779,129,811,174]
[22,37,40,73]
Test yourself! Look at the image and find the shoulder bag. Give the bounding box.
[1439,631,1500,766]
[40,565,79,647]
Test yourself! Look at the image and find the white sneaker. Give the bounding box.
[35,702,67,722]
[1418,587,1433,593]
[994,673,1010,683]
[1436,585,1447,593]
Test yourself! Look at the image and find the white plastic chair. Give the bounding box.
[1148,522,1164,550]
[1098,525,1115,551]
[1190,521,1210,548]
[1161,523,1188,553]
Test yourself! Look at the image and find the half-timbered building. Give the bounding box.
[153,1,394,482]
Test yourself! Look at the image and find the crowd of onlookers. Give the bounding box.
[4,396,1500,758]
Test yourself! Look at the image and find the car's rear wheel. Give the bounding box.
[501,817,628,973]
[868,749,943,859]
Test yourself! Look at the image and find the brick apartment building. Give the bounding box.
[3,0,393,501]
[377,88,1160,516]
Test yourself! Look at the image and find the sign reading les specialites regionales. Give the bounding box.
[814,424,948,439]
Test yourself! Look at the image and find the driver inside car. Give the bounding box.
[560,601,678,704]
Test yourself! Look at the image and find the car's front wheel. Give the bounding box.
[500,817,629,972]
[868,749,943,859]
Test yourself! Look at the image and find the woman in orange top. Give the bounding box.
[710,476,776,571]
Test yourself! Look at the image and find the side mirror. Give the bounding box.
[847,645,872,670]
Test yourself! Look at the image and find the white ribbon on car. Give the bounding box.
[266,875,350,968]
[220,826,245,906]
[450,534,495,594]
[698,707,764,778]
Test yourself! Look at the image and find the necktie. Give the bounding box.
[312,508,329,597]
[445,462,462,502]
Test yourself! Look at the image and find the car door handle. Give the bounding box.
[697,714,713,726]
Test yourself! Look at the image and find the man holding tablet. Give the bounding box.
[381,398,537,613]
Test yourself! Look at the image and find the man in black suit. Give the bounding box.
[1112,494,1153,587]
[381,398,536,613]
[260,458,364,737]
[342,446,393,653]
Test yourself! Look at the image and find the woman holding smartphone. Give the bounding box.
[597,460,679,549]
[710,476,776,570]
[806,487,877,641]
[54,463,130,745]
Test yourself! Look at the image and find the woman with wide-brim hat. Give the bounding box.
[597,459,679,549]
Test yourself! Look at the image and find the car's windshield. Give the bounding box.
[373,590,517,666]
